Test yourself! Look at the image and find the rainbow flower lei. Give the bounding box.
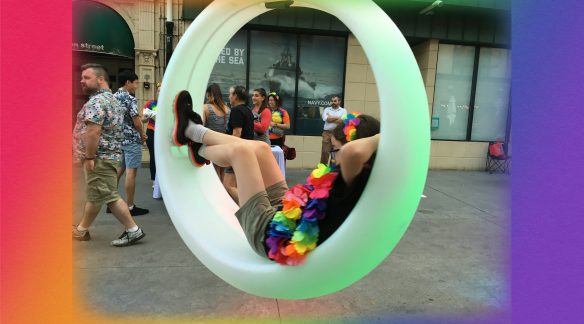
[265,163,338,265]
[342,112,361,142]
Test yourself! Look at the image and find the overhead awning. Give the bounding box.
[73,0,135,59]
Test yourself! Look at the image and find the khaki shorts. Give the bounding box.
[85,159,121,204]
[234,181,288,257]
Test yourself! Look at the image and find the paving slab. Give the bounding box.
[73,167,510,322]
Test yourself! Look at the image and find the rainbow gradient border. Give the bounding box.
[2,0,582,322]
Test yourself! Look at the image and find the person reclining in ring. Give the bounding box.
[172,89,380,265]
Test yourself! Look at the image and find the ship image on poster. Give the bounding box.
[264,47,317,94]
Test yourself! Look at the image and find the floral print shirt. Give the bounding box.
[73,89,124,161]
[114,88,141,145]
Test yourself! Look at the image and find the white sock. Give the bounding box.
[128,205,135,210]
[77,225,88,232]
[127,226,139,232]
[198,144,208,159]
[185,122,208,143]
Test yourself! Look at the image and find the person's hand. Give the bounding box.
[141,133,148,142]
[84,159,95,172]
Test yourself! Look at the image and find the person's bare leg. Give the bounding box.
[73,163,86,225]
[201,142,266,206]
[116,166,126,186]
[190,124,245,146]
[107,199,138,228]
[186,124,286,188]
[249,141,286,188]
[124,168,137,206]
[78,201,101,229]
[212,163,222,179]
[223,172,238,203]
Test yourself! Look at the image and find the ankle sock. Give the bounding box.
[185,122,208,143]
[77,225,88,232]
[198,144,208,159]
[129,205,135,210]
[127,226,139,233]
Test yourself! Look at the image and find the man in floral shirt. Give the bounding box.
[113,70,149,216]
[72,63,146,247]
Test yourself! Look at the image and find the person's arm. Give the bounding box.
[128,97,146,142]
[322,108,340,123]
[132,116,147,142]
[142,100,156,122]
[271,109,290,130]
[202,104,209,126]
[229,108,244,137]
[83,122,102,171]
[254,109,271,134]
[281,110,291,129]
[327,116,341,123]
[336,134,379,186]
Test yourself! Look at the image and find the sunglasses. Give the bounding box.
[329,148,340,160]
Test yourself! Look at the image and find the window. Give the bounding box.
[295,34,347,135]
[471,48,511,141]
[208,30,247,104]
[431,44,511,142]
[249,30,298,131]
[207,29,348,136]
[431,44,475,140]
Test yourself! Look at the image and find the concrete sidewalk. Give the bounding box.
[73,168,510,323]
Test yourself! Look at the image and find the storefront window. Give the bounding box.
[431,44,475,140]
[208,30,248,103]
[207,29,347,135]
[295,34,346,135]
[249,30,298,131]
[471,48,511,141]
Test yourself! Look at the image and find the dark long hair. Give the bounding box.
[332,114,380,145]
[206,83,228,114]
[268,92,282,108]
[253,88,268,114]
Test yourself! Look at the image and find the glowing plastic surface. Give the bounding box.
[155,0,429,299]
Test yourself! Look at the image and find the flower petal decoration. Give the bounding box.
[264,164,339,266]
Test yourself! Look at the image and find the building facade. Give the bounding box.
[73,0,511,170]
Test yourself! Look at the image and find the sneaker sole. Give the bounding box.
[73,234,91,241]
[112,232,146,247]
[172,92,183,146]
[130,211,149,216]
[188,142,207,167]
[172,91,189,146]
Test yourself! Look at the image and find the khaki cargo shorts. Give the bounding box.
[234,181,288,257]
[85,159,121,204]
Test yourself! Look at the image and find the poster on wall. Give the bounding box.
[296,34,346,135]
[249,30,298,130]
[208,30,247,104]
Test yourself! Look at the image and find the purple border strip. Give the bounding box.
[512,0,584,323]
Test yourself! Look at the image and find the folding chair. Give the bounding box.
[486,141,511,174]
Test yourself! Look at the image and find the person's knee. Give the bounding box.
[253,141,271,155]
[125,168,138,180]
[231,142,256,157]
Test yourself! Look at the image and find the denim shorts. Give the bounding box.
[120,143,143,169]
